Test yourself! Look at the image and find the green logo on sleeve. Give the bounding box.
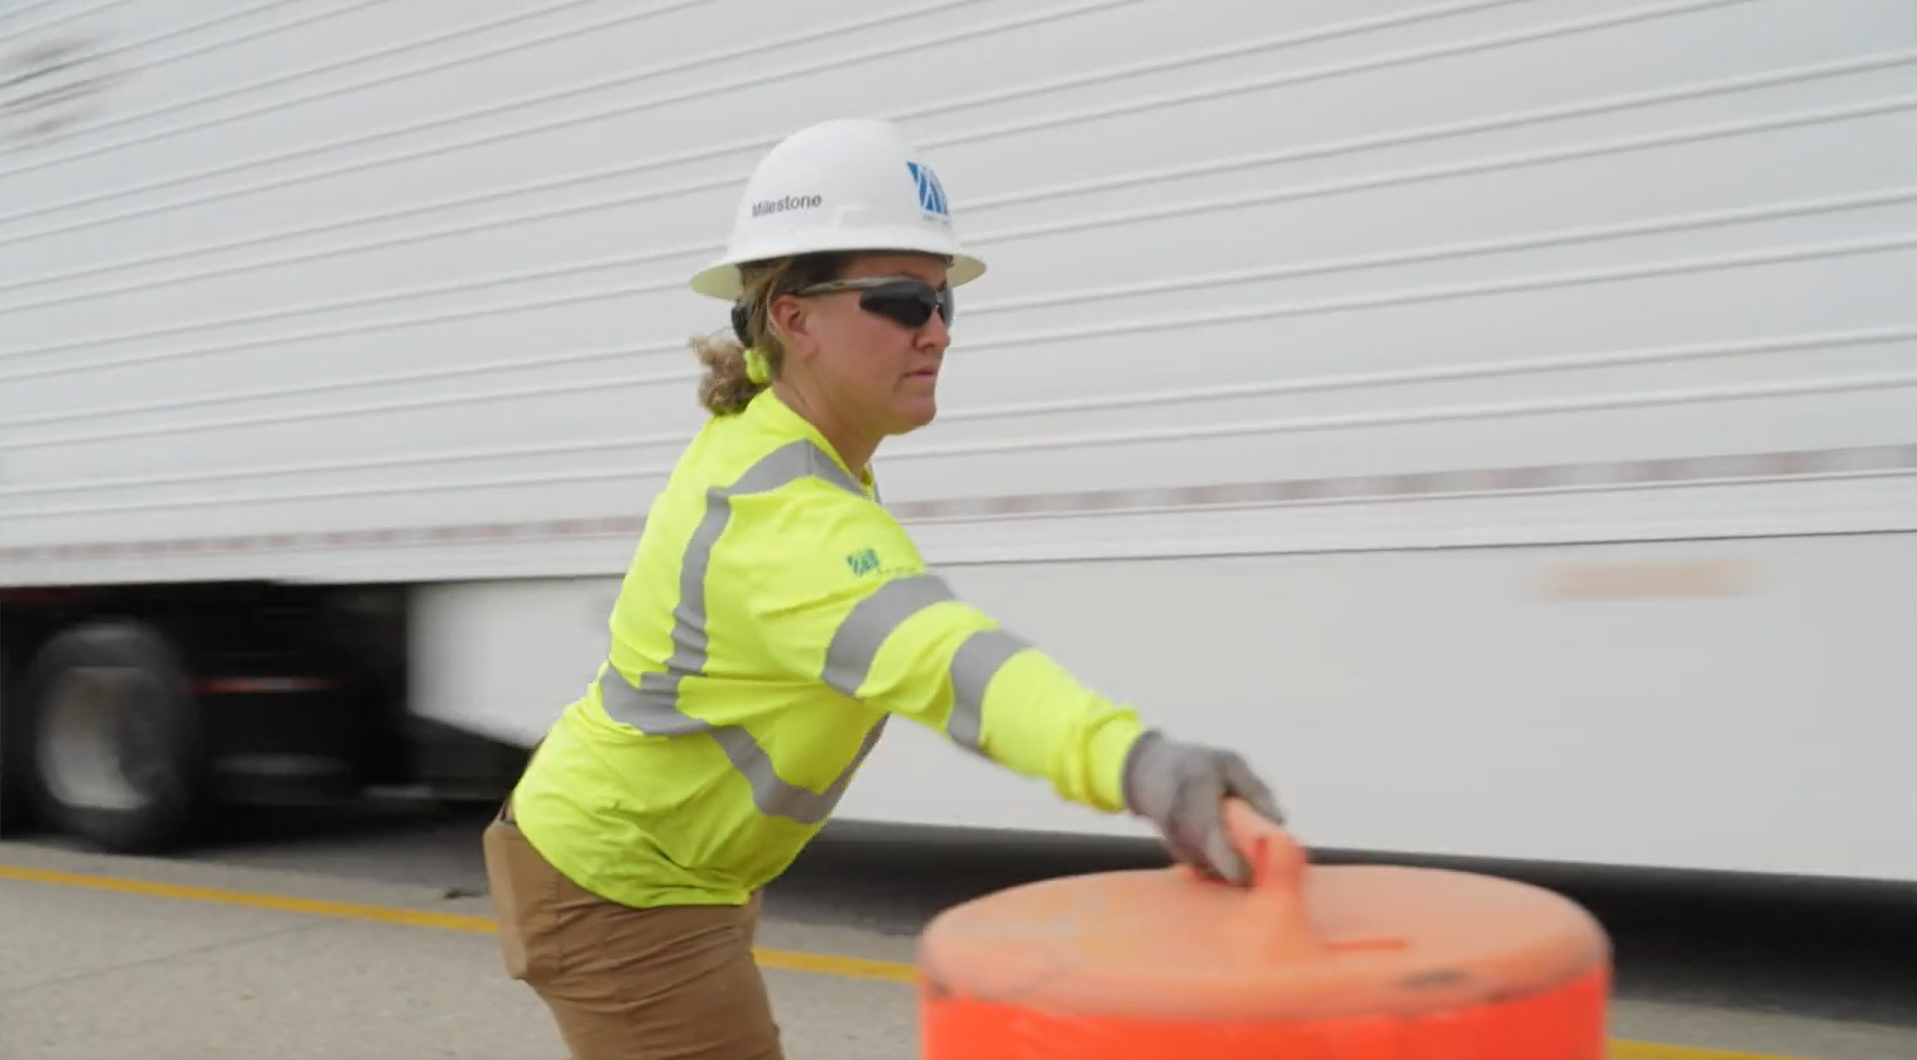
[845,548,880,576]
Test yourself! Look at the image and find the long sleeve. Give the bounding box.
[730,479,1146,813]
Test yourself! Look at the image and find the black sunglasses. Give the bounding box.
[796,276,954,330]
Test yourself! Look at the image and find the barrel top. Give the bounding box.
[915,810,1609,1023]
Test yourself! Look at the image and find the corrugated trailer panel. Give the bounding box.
[4,0,1914,879]
[3,0,1914,589]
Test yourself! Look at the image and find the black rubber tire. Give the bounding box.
[0,642,25,838]
[20,621,208,854]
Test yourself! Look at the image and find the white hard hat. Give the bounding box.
[689,118,987,302]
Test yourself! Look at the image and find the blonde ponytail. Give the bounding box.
[690,251,850,416]
[692,335,762,416]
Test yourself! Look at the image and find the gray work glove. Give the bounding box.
[1122,730,1284,885]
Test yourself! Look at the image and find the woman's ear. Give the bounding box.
[767,294,816,363]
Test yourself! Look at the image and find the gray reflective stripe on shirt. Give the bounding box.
[821,574,956,695]
[598,659,888,824]
[820,573,1034,757]
[944,627,1032,754]
[598,439,878,825]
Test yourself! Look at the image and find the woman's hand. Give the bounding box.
[1121,730,1284,885]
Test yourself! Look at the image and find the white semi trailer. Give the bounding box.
[2,0,1912,881]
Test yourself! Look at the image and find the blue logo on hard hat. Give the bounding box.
[907,161,948,217]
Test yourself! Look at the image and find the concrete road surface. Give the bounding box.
[0,843,918,1060]
[3,801,1914,1060]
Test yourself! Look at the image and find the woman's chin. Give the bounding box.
[890,393,939,432]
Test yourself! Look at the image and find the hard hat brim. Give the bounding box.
[689,241,987,302]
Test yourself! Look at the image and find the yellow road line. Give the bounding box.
[1,862,499,931]
[0,862,1828,1057]
[1607,1045,1835,1060]
[0,862,914,984]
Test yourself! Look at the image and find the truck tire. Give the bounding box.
[0,642,24,838]
[20,621,207,853]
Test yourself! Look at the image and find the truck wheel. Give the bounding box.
[21,622,206,853]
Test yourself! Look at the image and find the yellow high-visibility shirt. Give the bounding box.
[509,387,1146,909]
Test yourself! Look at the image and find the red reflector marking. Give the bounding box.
[192,677,343,695]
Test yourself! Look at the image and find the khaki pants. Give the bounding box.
[482,806,784,1060]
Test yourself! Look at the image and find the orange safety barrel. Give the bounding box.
[916,800,1611,1060]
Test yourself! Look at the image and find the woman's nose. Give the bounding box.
[918,309,951,350]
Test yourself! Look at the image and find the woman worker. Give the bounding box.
[482,117,1283,1060]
